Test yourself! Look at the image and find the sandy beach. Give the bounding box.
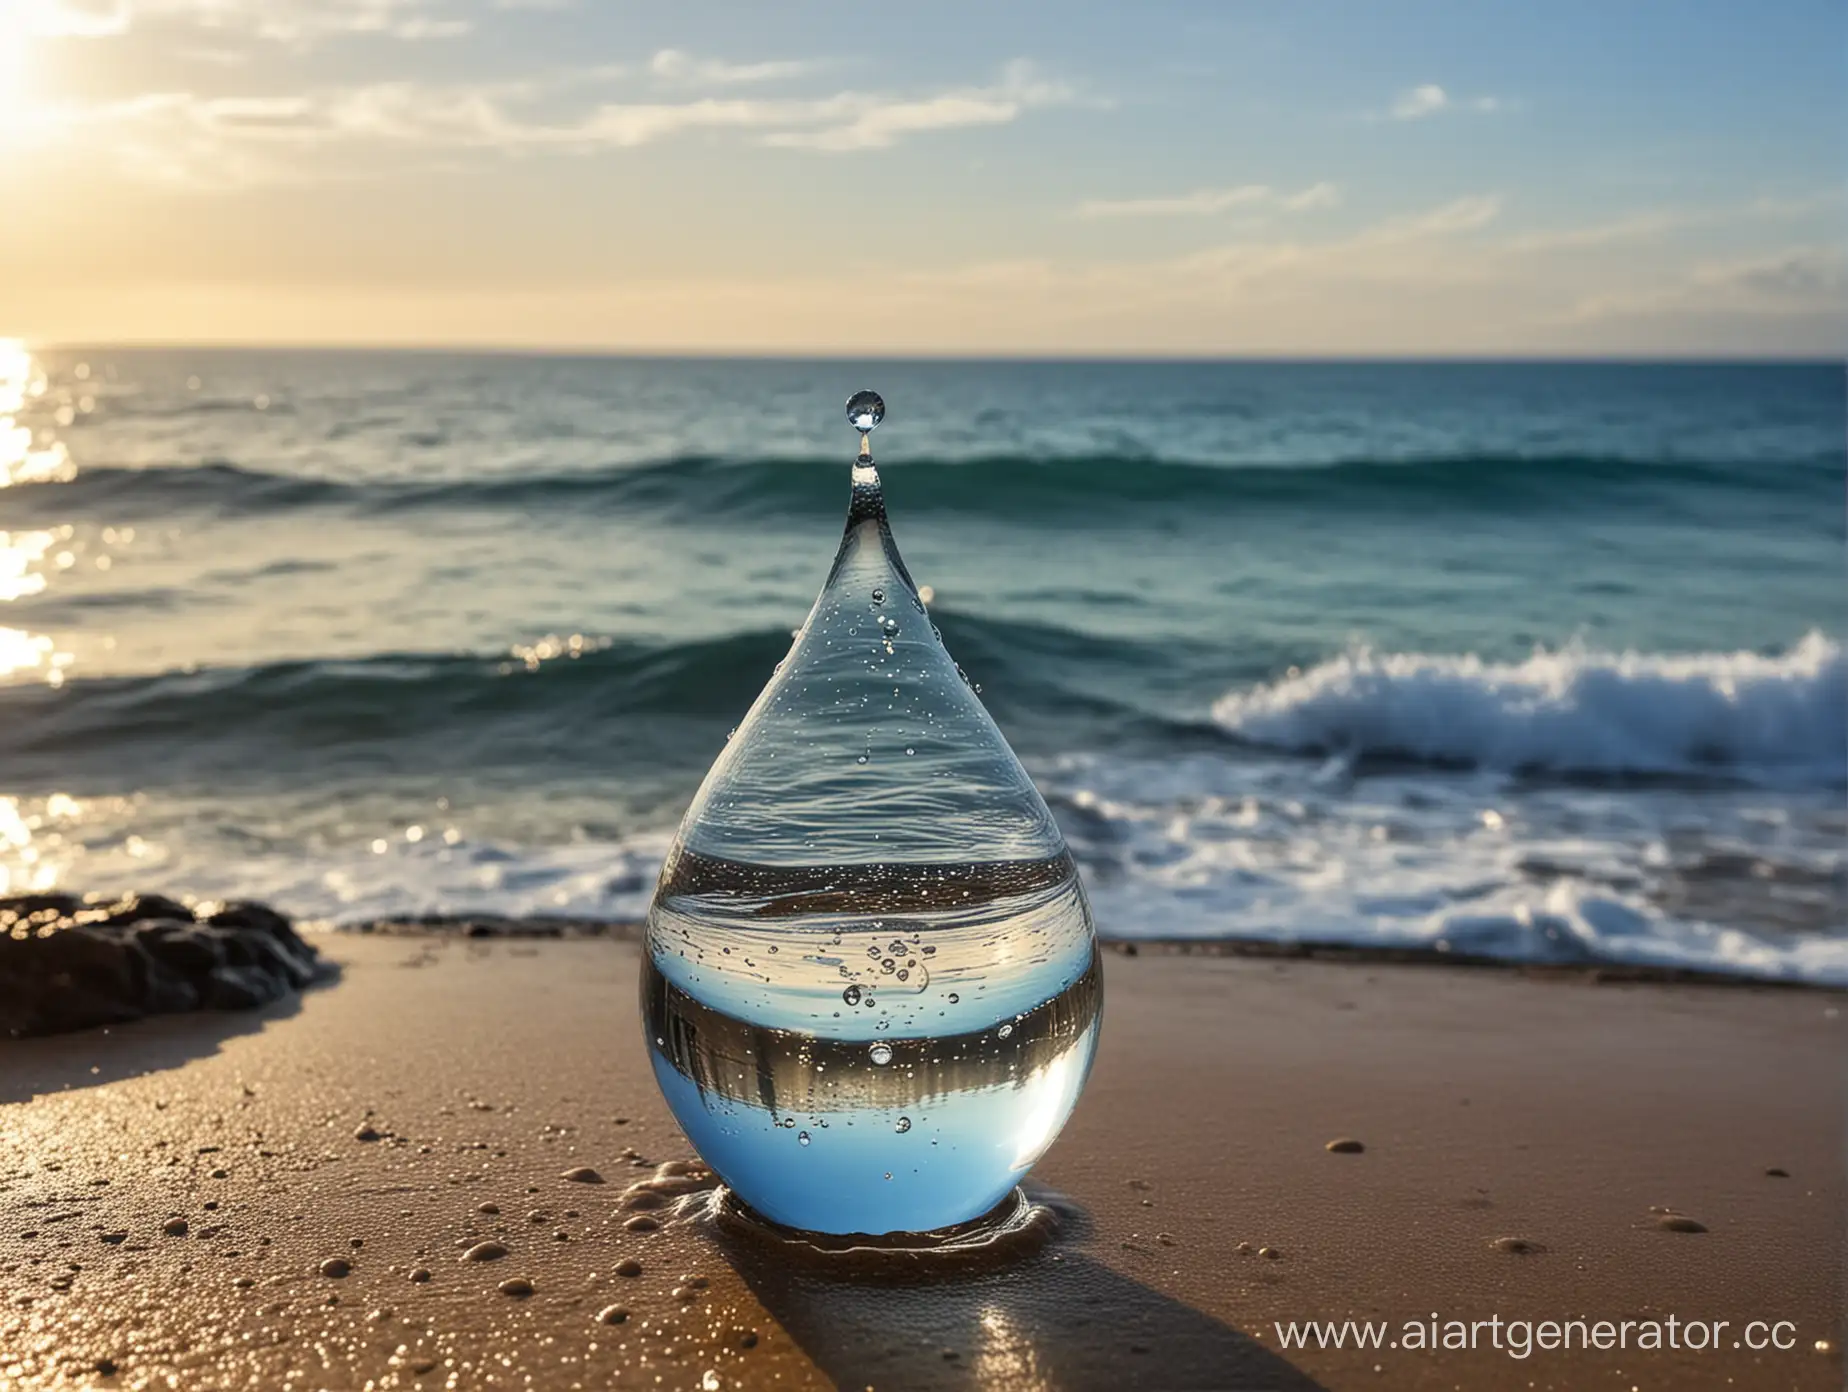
[2,934,1838,1391]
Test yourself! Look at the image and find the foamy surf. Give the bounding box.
[1211,632,1845,786]
[1040,748,1847,987]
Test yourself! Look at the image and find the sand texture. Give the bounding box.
[1,937,1840,1390]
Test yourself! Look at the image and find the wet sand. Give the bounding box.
[0,937,1839,1391]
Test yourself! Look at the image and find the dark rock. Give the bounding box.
[94,894,197,928]
[205,965,273,1010]
[136,922,221,974]
[0,893,320,1038]
[205,902,293,936]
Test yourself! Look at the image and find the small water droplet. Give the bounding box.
[905,746,916,755]
[880,616,898,635]
[845,390,885,433]
[888,940,905,954]
[856,754,869,765]
[871,588,885,604]
[797,1131,811,1146]
[869,1043,893,1066]
[843,985,862,1006]
[895,1117,911,1134]
[998,1024,1014,1039]
[947,992,959,1003]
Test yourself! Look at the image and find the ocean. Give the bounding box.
[1,347,1842,983]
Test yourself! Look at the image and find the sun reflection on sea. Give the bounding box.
[0,339,71,487]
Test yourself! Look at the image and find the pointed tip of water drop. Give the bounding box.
[846,390,885,433]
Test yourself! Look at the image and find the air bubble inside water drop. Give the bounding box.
[869,1043,893,1066]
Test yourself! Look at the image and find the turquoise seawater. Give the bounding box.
[1,349,1841,980]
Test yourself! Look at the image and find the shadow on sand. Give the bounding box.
[0,972,334,1106]
[708,1194,1327,1392]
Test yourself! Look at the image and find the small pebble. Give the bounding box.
[461,1242,509,1262]
[561,1167,604,1184]
[1656,1215,1707,1234]
[99,1232,127,1245]
[233,1277,254,1289]
[497,1277,533,1298]
[671,1285,695,1302]
[210,1169,228,1179]
[683,1274,709,1289]
[354,1126,382,1142]
[1259,1246,1281,1260]
[1235,1241,1253,1255]
[161,1218,189,1238]
[595,1305,629,1325]
[623,1216,660,1234]
[319,1258,351,1278]
[1325,1138,1365,1154]
[477,1203,500,1215]
[614,1258,643,1278]
[1764,1167,1790,1178]
[1489,1236,1541,1254]
[1155,1233,1175,1247]
[409,1268,432,1283]
[95,1359,117,1377]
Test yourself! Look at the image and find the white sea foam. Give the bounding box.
[1037,749,1848,986]
[1211,631,1845,784]
[10,734,1843,986]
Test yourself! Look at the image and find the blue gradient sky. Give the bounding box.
[4,0,1843,354]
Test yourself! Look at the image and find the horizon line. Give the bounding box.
[14,339,1846,367]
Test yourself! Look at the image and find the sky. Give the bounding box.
[1,0,1844,356]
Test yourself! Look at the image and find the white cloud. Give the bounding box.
[1076,181,1339,219]
[763,62,1071,151]
[1384,83,1506,121]
[648,49,817,86]
[67,0,476,44]
[26,0,131,36]
[1505,190,1847,253]
[1557,245,1848,326]
[31,61,1076,182]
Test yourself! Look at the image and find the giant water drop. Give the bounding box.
[641,390,1102,1236]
